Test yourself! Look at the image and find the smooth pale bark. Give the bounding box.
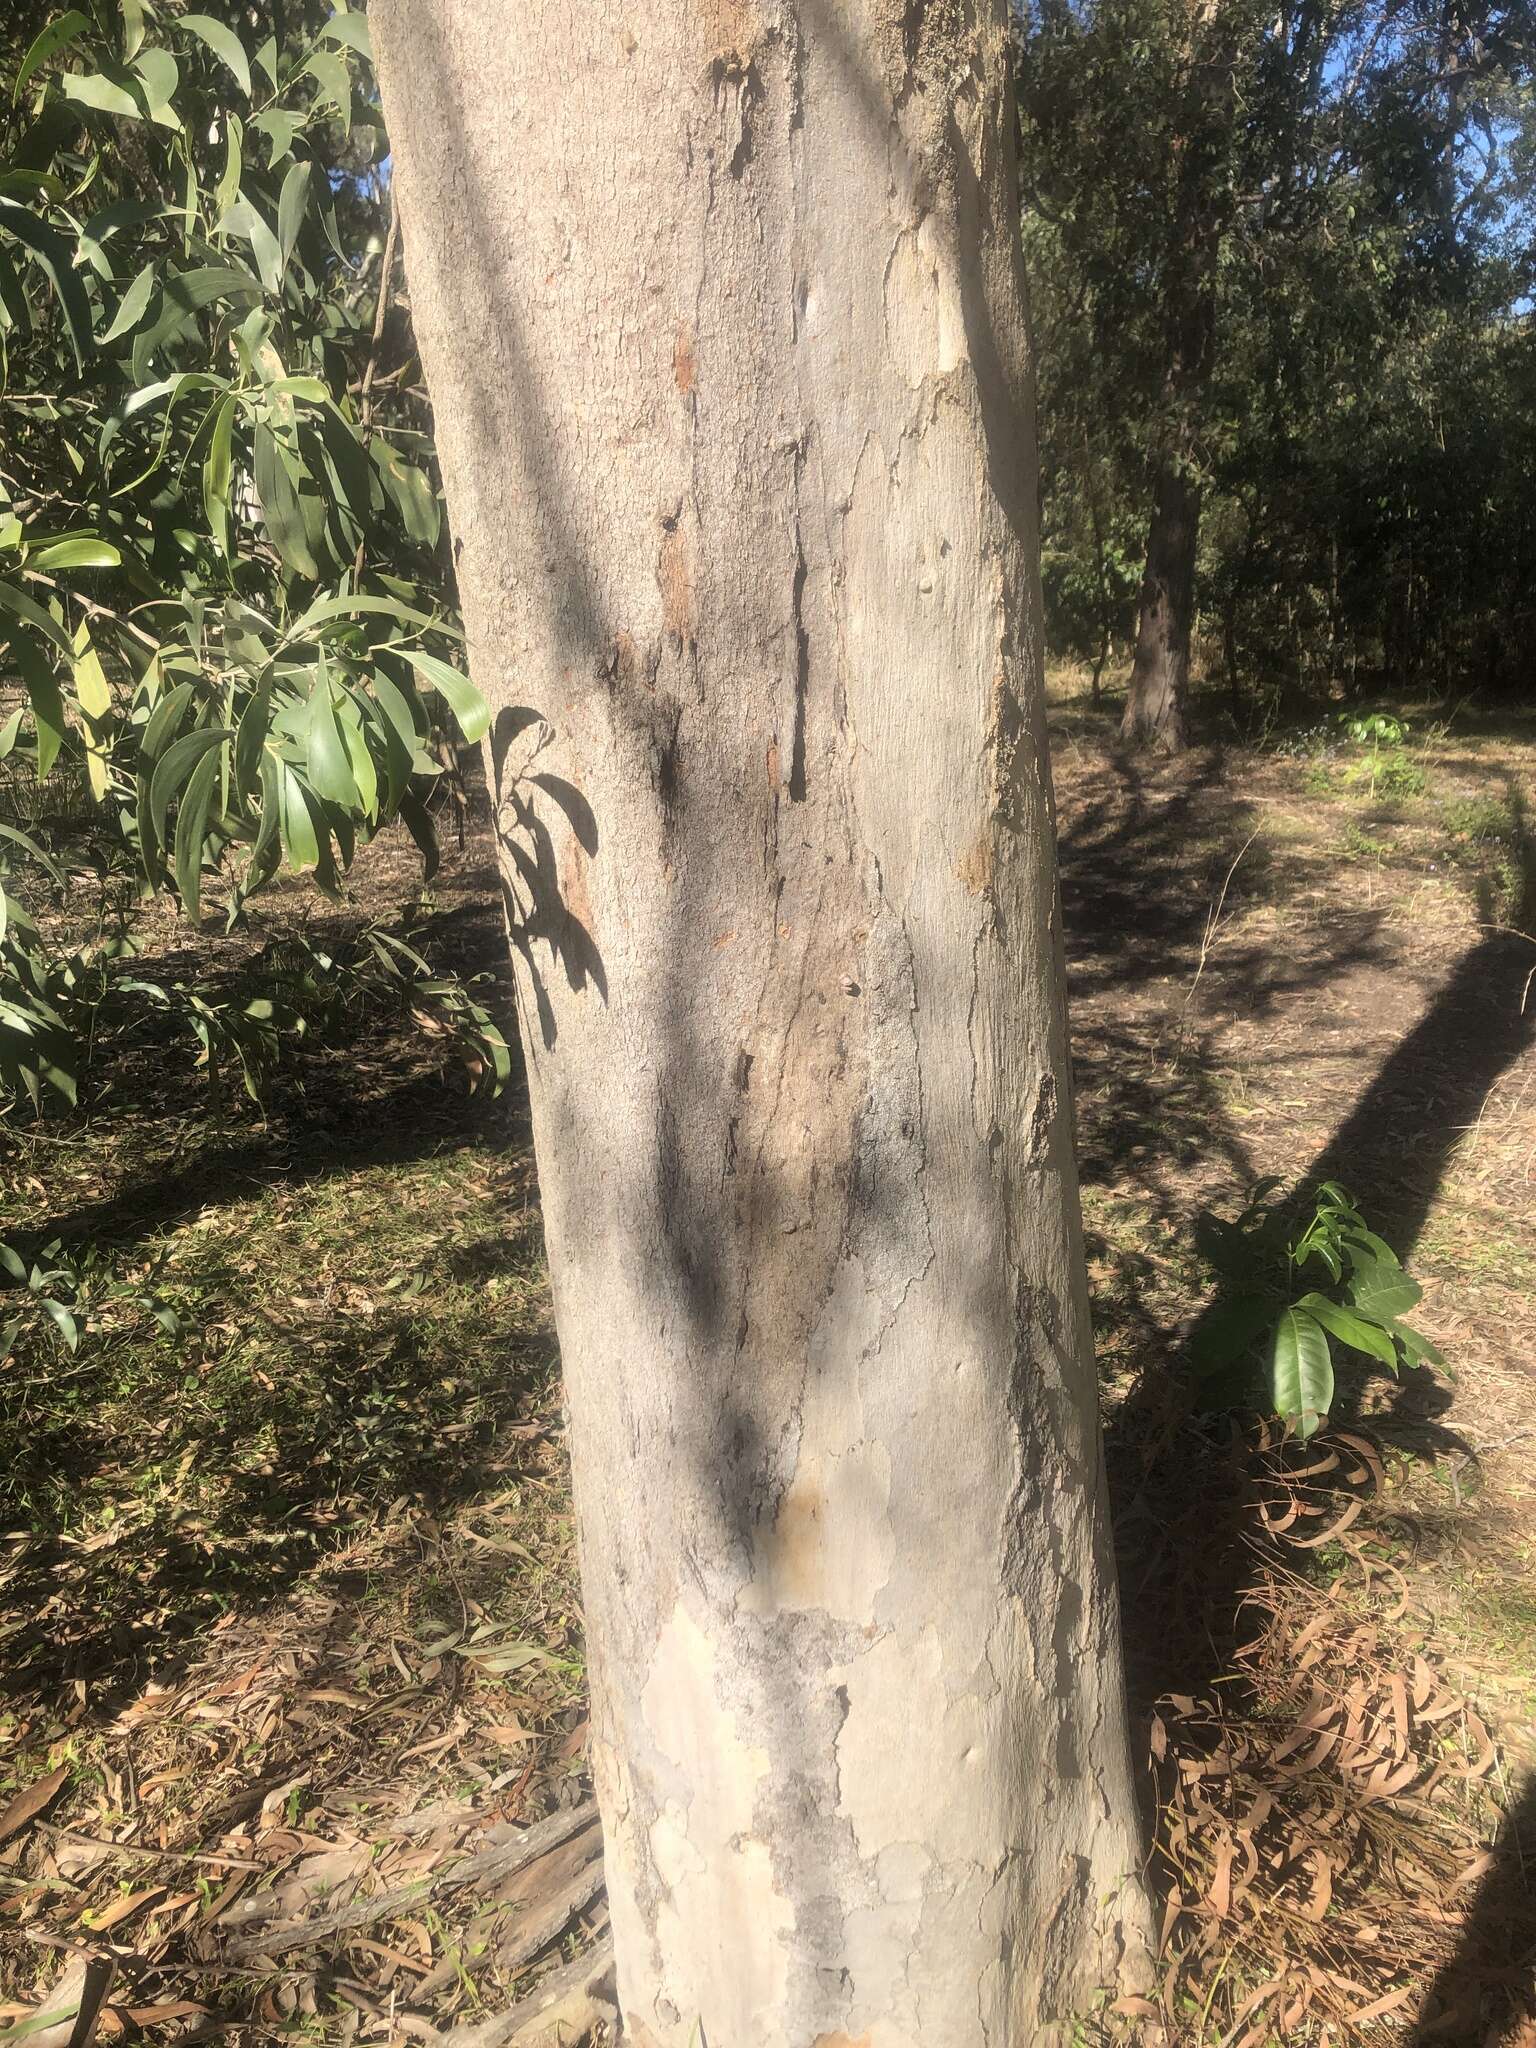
[372,3,1150,2040]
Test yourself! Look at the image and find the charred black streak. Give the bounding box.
[789,550,809,803]
[711,55,761,177]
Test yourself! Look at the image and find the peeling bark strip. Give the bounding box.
[373,2,1151,2040]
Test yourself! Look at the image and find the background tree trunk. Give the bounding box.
[1122,457,1199,750]
[1118,2,1233,754]
[373,3,1150,2040]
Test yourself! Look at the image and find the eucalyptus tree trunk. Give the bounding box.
[1119,0,1232,755]
[372,3,1150,2040]
[1122,456,1199,751]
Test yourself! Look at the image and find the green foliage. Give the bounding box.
[0,1,484,1117]
[1,1230,181,1370]
[1192,1180,1443,1436]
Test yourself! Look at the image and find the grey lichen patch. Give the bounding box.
[847,906,933,1324]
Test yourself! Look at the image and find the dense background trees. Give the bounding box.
[1019,0,1536,744]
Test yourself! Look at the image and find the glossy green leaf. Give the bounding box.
[253,423,319,579]
[1269,1306,1334,1438]
[1346,1259,1422,1325]
[213,112,243,218]
[59,69,145,120]
[220,198,283,296]
[304,671,359,807]
[29,536,121,570]
[1294,1292,1398,1368]
[336,692,379,817]
[174,744,222,922]
[100,259,156,343]
[277,161,311,269]
[302,50,352,128]
[121,0,147,60]
[178,14,252,95]
[15,12,92,100]
[233,678,273,799]
[320,11,373,57]
[203,391,236,556]
[139,680,194,764]
[72,625,112,800]
[131,48,181,128]
[279,762,320,871]
[12,637,66,778]
[147,726,232,879]
[393,647,488,743]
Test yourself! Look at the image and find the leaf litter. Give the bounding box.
[6,724,1536,2046]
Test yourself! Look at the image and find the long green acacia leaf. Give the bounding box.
[177,14,252,95]
[14,12,92,99]
[1270,1307,1334,1438]
[0,197,92,368]
[393,647,488,742]
[173,746,223,923]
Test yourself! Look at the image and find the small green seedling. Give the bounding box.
[1190,1179,1443,1436]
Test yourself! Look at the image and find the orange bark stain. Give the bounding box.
[955,828,994,895]
[674,323,696,393]
[700,0,761,61]
[561,832,596,947]
[763,1478,825,1607]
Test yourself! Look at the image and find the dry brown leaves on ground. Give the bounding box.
[1117,1425,1534,2047]
[0,1550,610,2047]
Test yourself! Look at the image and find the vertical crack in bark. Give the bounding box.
[788,508,809,802]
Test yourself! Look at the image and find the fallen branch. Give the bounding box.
[415,1835,603,1999]
[227,1799,598,1960]
[496,1856,605,1981]
[398,1938,617,2048]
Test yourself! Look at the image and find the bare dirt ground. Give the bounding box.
[0,685,1532,2045]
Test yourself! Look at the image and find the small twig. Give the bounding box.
[38,1825,263,1872]
[1173,829,1259,1063]
[359,194,401,437]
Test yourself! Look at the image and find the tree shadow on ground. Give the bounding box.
[1406,1767,1536,2042]
[1054,725,1533,1751]
[0,886,542,1718]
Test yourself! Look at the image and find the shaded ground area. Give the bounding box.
[0,691,1532,2044]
